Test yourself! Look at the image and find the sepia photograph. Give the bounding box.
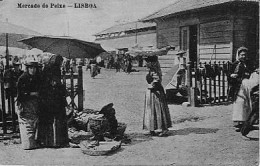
[0,0,259,165]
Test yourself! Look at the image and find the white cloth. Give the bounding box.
[232,71,259,121]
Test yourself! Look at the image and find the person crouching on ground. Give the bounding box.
[16,61,41,150]
[143,55,172,136]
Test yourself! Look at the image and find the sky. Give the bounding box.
[0,0,176,41]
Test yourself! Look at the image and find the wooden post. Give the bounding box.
[0,71,7,134]
[190,87,197,107]
[5,33,9,69]
[77,65,83,112]
[218,61,221,103]
[199,62,203,104]
[227,61,231,101]
[213,61,217,104]
[222,61,226,102]
[191,61,198,107]
[203,62,207,104]
[186,61,192,104]
[209,62,212,104]
[10,96,16,132]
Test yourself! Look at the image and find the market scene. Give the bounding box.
[0,0,259,165]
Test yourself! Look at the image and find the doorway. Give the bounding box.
[180,25,198,66]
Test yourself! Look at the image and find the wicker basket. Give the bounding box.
[79,140,121,156]
[88,117,109,135]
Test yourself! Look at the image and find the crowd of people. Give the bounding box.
[106,53,133,74]
[0,46,258,150]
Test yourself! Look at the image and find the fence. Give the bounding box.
[187,61,233,106]
[0,66,83,135]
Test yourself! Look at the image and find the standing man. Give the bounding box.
[3,62,23,119]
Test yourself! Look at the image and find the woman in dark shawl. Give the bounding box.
[143,56,172,136]
[37,54,69,147]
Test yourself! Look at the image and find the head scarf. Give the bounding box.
[236,46,248,61]
[44,54,64,83]
[48,54,63,67]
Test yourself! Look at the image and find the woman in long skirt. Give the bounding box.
[17,61,41,150]
[38,54,69,147]
[143,56,172,136]
[230,47,254,131]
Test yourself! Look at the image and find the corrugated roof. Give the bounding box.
[142,0,259,21]
[94,21,156,36]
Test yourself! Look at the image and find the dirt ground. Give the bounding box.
[0,66,258,166]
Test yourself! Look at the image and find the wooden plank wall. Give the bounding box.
[199,20,232,63]
[233,18,248,60]
[156,18,179,48]
[156,4,258,65]
[232,17,258,64]
[158,53,176,75]
[156,18,179,75]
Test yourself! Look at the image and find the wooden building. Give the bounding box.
[142,0,259,64]
[94,21,157,53]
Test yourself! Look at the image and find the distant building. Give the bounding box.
[94,21,157,53]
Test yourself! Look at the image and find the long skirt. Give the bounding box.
[17,99,39,150]
[232,72,259,123]
[143,88,172,131]
[53,109,69,147]
[37,105,69,147]
[37,111,55,147]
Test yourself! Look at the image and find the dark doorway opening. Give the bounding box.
[189,25,197,67]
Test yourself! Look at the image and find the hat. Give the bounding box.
[176,50,186,55]
[25,61,39,67]
[144,55,158,62]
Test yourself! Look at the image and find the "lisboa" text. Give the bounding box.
[74,3,97,8]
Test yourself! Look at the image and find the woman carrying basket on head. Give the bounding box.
[143,55,172,136]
